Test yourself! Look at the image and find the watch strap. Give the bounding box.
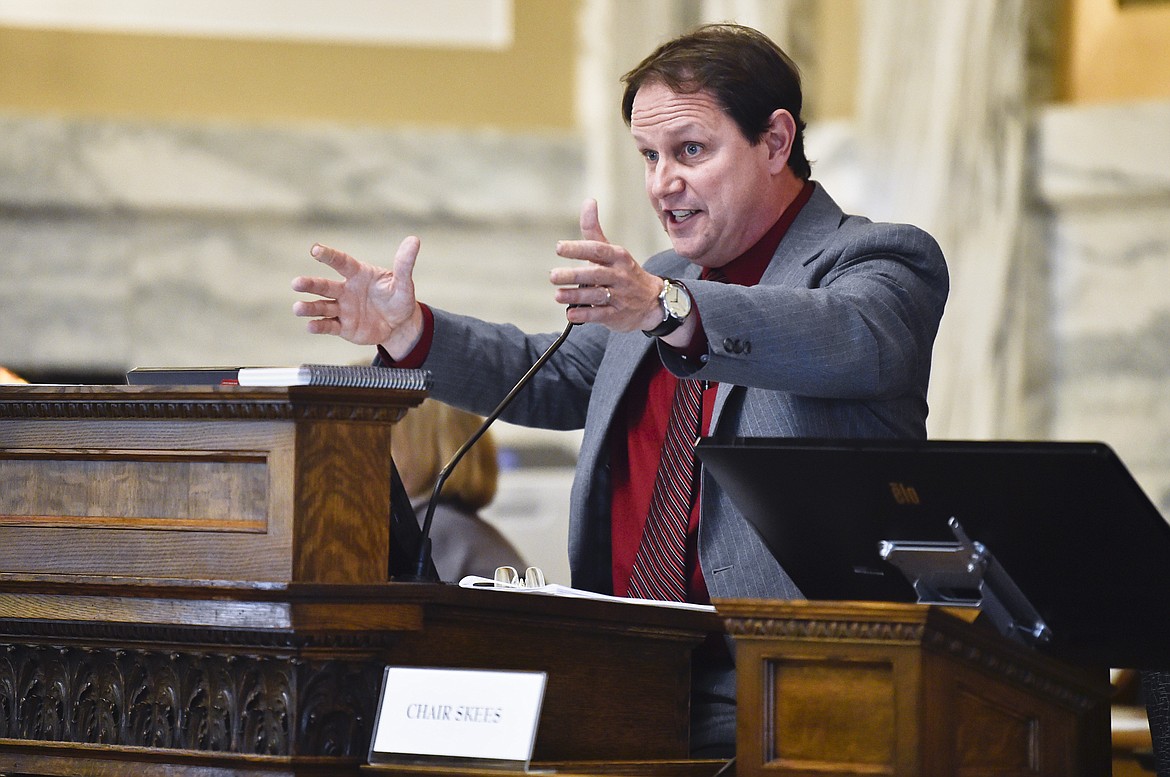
[642,314,685,338]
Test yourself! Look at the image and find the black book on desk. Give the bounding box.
[695,437,1170,668]
[126,367,241,385]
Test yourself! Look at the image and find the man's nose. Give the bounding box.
[648,160,684,199]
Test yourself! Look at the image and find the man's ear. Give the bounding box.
[763,109,796,174]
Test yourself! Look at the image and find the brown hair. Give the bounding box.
[392,399,498,510]
[621,23,811,180]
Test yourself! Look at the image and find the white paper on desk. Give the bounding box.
[458,576,717,612]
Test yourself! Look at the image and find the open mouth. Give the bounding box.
[667,209,700,223]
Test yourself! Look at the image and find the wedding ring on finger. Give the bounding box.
[602,287,612,307]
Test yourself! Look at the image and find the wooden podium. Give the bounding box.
[0,385,721,776]
[719,598,1111,777]
[0,385,1112,777]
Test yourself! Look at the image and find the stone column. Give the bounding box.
[854,0,1032,438]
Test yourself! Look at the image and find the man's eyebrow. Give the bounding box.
[631,121,708,143]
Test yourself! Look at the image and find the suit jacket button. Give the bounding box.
[743,341,752,354]
[723,337,736,352]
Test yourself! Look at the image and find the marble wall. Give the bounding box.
[1035,100,1170,513]
[0,115,582,373]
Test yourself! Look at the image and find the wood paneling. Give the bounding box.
[0,451,268,531]
[0,384,421,583]
[722,599,1111,777]
[0,386,720,775]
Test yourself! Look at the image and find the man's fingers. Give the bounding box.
[308,243,361,277]
[558,200,627,267]
[548,262,610,288]
[579,199,608,243]
[391,235,421,281]
[305,317,341,336]
[292,298,340,319]
[297,296,342,335]
[555,239,619,265]
[291,275,341,297]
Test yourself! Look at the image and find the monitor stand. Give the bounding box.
[879,517,1052,646]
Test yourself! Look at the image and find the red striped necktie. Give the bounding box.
[626,374,703,601]
[626,269,725,602]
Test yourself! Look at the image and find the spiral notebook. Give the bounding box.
[236,365,432,390]
[127,364,432,391]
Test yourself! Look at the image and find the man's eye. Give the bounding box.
[683,143,702,156]
[644,150,659,163]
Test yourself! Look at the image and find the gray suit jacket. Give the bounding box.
[418,183,948,599]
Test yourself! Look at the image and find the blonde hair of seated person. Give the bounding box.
[0,366,27,384]
[392,399,498,511]
[391,400,526,580]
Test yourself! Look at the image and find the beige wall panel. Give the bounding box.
[1065,0,1170,103]
[0,0,578,130]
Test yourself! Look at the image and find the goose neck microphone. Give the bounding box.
[395,320,578,583]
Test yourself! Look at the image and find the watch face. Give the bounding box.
[663,281,692,319]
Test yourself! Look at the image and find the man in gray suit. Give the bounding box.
[293,24,948,757]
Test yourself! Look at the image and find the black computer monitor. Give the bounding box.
[695,437,1170,668]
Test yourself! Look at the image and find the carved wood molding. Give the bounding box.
[0,399,406,423]
[726,614,1100,712]
[922,628,1101,712]
[0,642,380,757]
[724,615,927,643]
[0,619,402,650]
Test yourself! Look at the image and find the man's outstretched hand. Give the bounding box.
[291,237,425,359]
[550,199,664,333]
